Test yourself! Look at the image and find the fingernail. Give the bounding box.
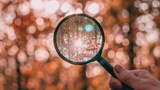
[114,65,124,74]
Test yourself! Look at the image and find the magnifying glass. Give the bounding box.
[54,14,132,89]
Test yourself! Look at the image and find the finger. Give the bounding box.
[113,65,139,87]
[128,70,150,78]
[127,70,143,77]
[109,77,123,90]
[128,70,149,74]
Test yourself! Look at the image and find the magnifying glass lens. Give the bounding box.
[56,15,103,63]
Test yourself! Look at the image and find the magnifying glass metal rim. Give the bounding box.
[54,13,105,65]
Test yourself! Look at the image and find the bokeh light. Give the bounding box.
[60,2,72,13]
[86,2,100,15]
[0,0,159,90]
[84,23,94,32]
[35,47,49,62]
[74,39,83,48]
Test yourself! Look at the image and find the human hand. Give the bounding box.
[109,65,160,90]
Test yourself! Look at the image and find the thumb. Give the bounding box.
[113,65,139,87]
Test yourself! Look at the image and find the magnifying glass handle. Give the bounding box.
[97,57,133,90]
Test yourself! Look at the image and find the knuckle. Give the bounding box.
[119,71,131,83]
[122,74,131,83]
[119,71,136,85]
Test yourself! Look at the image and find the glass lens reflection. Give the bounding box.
[56,15,102,62]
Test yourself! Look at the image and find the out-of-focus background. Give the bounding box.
[0,0,160,90]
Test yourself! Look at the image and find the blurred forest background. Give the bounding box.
[0,0,160,90]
